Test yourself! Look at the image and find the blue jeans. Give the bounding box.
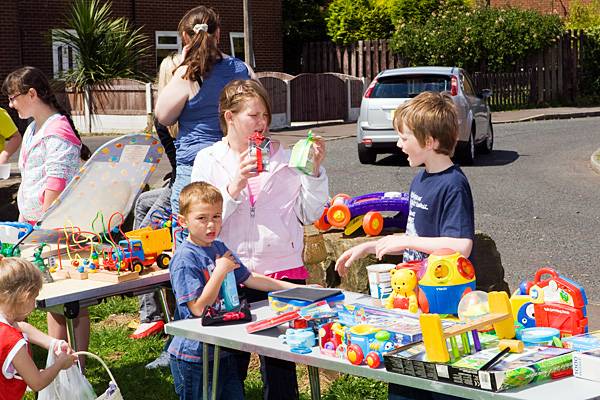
[170,165,192,248]
[170,355,244,400]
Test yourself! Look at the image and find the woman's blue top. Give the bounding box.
[175,56,250,166]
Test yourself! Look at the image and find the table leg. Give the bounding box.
[307,365,321,400]
[65,317,77,352]
[157,287,172,323]
[212,346,220,400]
[203,343,209,400]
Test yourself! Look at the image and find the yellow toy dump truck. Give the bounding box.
[113,226,173,272]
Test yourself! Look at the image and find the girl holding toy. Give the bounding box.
[155,5,253,245]
[191,79,329,400]
[2,66,92,362]
[0,256,77,399]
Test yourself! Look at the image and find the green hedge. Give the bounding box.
[326,0,394,45]
[390,6,563,72]
[581,26,600,98]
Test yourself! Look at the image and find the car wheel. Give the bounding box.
[358,144,377,164]
[459,129,475,166]
[476,120,494,154]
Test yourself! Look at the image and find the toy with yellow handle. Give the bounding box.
[420,291,515,363]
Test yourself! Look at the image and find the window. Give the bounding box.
[229,32,245,61]
[229,32,254,66]
[156,31,182,68]
[52,29,78,78]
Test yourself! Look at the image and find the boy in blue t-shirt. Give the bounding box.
[168,181,299,400]
[336,91,474,400]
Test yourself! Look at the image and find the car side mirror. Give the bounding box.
[478,88,492,99]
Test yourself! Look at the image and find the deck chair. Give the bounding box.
[21,133,164,245]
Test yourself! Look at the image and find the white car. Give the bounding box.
[357,66,493,165]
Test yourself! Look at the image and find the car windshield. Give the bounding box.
[370,75,451,98]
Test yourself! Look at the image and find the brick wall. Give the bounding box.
[1,0,283,87]
[490,0,593,16]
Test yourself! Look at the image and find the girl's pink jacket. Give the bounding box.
[191,139,329,275]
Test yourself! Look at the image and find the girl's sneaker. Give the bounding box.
[129,320,165,339]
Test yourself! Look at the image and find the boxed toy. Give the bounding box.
[366,263,394,299]
[268,287,344,315]
[384,339,573,392]
[562,330,600,351]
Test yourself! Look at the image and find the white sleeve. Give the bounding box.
[191,149,241,221]
[2,339,27,379]
[294,166,330,225]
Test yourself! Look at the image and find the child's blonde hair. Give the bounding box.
[219,79,271,136]
[393,91,459,156]
[157,53,182,138]
[179,181,223,216]
[0,256,43,309]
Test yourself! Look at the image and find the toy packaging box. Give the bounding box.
[562,330,600,351]
[384,338,573,392]
[573,347,600,382]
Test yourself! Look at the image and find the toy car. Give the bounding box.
[315,192,409,236]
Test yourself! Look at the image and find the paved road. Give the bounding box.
[319,117,600,301]
[84,117,600,300]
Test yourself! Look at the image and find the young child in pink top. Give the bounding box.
[191,79,329,400]
[2,66,92,365]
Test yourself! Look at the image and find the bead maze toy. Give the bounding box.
[419,291,515,363]
[314,192,409,236]
[512,267,588,336]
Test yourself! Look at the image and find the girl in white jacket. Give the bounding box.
[190,79,328,400]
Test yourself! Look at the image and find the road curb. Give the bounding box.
[493,110,600,124]
[591,148,600,175]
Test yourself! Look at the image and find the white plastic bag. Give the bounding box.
[77,352,123,400]
[38,341,96,400]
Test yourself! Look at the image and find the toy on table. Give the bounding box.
[248,130,271,173]
[314,191,409,236]
[279,328,316,354]
[366,263,395,299]
[268,287,344,315]
[201,298,252,326]
[420,291,515,363]
[346,324,395,368]
[511,267,588,336]
[519,327,561,347]
[289,130,317,175]
[385,268,418,313]
[0,222,33,257]
[416,248,476,315]
[458,290,490,322]
[119,226,173,270]
[562,330,600,351]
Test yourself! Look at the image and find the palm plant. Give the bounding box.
[52,0,150,131]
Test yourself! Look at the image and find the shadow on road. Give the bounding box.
[473,150,520,167]
[376,153,409,166]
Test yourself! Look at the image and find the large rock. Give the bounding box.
[303,227,510,295]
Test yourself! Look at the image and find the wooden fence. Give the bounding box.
[57,73,365,130]
[301,30,588,109]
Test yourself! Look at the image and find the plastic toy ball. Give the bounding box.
[457,290,489,322]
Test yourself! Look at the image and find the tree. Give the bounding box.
[52,0,150,132]
[283,0,329,74]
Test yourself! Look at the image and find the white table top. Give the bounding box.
[36,268,170,309]
[165,291,600,400]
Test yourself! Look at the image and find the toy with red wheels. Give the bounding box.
[314,192,409,236]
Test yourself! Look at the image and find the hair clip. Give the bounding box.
[193,23,209,34]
